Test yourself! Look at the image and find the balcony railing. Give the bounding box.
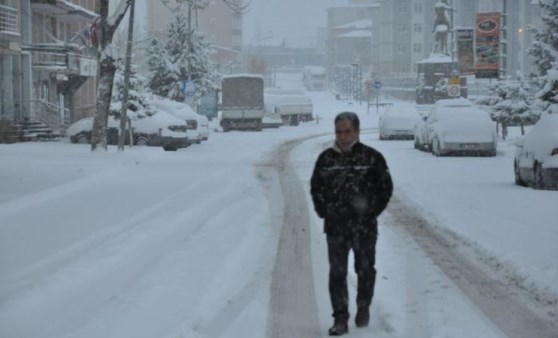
[0,4,19,36]
[31,50,80,73]
[26,44,98,76]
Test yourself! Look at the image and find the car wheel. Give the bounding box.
[514,161,526,186]
[75,133,89,144]
[534,162,545,189]
[135,137,148,146]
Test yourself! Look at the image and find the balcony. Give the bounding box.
[24,43,97,76]
[31,0,98,24]
[0,4,19,41]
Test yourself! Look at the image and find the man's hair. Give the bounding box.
[334,111,360,130]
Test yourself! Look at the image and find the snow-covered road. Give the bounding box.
[1,73,557,337]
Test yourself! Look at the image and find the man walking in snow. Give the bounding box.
[310,111,393,336]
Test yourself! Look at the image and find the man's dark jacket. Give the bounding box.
[310,141,393,235]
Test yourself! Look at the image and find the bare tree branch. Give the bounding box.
[161,0,250,13]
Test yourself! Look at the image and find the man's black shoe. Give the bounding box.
[355,307,370,328]
[328,321,349,336]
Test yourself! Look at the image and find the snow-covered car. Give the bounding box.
[428,106,497,157]
[514,113,558,190]
[379,103,421,140]
[67,110,191,151]
[147,96,203,144]
[419,98,475,152]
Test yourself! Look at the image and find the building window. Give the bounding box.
[413,43,422,53]
[414,23,422,33]
[398,24,407,34]
[398,3,407,12]
[397,44,406,53]
[414,3,423,13]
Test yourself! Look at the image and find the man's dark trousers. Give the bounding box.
[326,227,377,322]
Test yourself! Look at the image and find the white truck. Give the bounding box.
[220,74,264,132]
[264,89,314,126]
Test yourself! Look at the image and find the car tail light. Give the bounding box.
[552,148,558,156]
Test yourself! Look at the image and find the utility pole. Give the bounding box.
[501,0,507,79]
[118,0,135,151]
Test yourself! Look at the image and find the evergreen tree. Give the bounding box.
[476,76,539,139]
[528,0,558,114]
[145,13,218,105]
[146,38,176,98]
[111,58,154,120]
[187,29,219,104]
[491,74,540,135]
[164,13,190,101]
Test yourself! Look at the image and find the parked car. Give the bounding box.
[67,110,190,151]
[514,113,558,190]
[379,103,421,140]
[147,96,203,144]
[421,98,496,156]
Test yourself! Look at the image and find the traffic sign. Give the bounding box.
[448,84,460,97]
[374,81,382,89]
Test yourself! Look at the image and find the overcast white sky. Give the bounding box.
[242,0,340,47]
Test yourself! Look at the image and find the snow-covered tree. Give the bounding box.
[491,74,539,135]
[528,0,558,114]
[90,0,249,152]
[185,28,219,103]
[145,12,218,104]
[146,37,176,98]
[111,58,154,120]
[476,76,539,139]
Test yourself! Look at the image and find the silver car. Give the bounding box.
[514,113,558,190]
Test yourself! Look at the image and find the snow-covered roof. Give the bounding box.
[335,19,372,30]
[146,96,199,121]
[328,3,381,10]
[59,0,98,19]
[417,54,453,64]
[222,73,264,80]
[336,30,372,38]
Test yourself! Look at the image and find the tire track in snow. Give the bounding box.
[387,195,558,338]
[0,166,251,338]
[266,136,327,338]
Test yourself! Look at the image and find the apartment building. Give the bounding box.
[0,0,31,122]
[27,0,99,125]
[145,0,243,73]
[327,0,542,80]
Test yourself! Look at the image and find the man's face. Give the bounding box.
[335,119,359,151]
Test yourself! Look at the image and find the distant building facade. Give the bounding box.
[326,0,542,81]
[0,0,30,122]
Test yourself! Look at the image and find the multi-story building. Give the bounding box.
[327,0,542,81]
[0,0,31,122]
[27,0,99,125]
[145,0,243,73]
